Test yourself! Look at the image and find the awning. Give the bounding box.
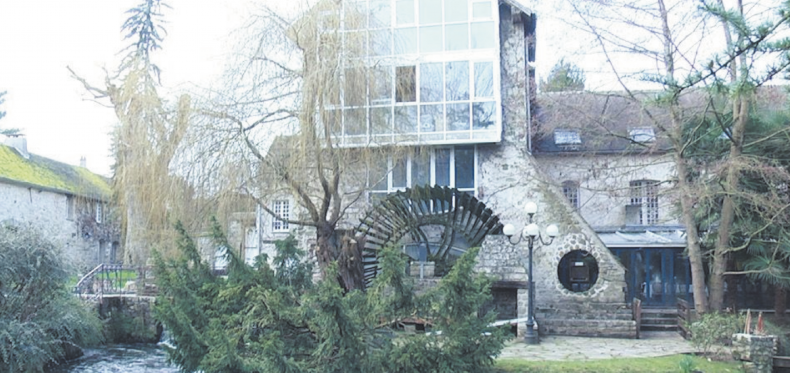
[597,230,686,248]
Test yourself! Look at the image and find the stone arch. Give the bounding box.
[355,185,504,286]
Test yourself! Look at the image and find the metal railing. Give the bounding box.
[74,264,155,299]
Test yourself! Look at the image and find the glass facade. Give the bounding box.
[326,0,501,146]
[369,146,477,198]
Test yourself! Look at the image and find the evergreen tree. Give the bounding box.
[0,90,22,136]
[539,59,586,92]
[154,219,508,373]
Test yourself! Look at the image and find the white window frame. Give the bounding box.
[562,181,580,209]
[369,145,477,199]
[630,180,659,225]
[272,200,290,232]
[330,0,501,147]
[629,127,656,143]
[95,202,103,224]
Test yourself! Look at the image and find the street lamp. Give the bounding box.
[502,201,559,345]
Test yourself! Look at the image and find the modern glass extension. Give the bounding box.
[325,0,502,146]
[611,247,691,307]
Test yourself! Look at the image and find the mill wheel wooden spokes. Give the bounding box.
[355,185,503,286]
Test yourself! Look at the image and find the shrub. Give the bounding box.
[0,223,102,372]
[688,312,744,356]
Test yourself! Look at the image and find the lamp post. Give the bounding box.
[502,201,559,345]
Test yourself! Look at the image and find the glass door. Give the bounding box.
[613,248,689,307]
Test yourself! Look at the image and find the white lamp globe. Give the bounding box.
[546,224,559,238]
[502,224,516,237]
[524,201,538,215]
[524,223,539,238]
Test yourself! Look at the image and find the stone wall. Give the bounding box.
[732,333,778,373]
[95,296,161,344]
[0,182,115,271]
[535,154,679,228]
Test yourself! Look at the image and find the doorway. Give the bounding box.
[612,248,690,307]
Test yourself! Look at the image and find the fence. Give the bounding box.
[74,263,155,298]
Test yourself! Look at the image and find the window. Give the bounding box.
[562,181,579,209]
[554,130,581,145]
[396,65,416,102]
[629,127,656,143]
[328,0,500,146]
[630,180,659,225]
[368,146,477,199]
[272,200,290,232]
[95,202,103,224]
[67,195,74,220]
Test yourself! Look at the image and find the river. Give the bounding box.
[48,344,178,373]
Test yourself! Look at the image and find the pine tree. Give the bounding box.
[539,59,586,92]
[154,219,508,373]
[0,90,22,136]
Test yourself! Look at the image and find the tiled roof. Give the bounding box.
[0,143,111,200]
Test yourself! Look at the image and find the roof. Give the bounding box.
[533,86,790,155]
[597,229,687,248]
[0,143,112,200]
[533,91,676,154]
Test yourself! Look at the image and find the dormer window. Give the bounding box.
[554,129,581,148]
[629,127,656,143]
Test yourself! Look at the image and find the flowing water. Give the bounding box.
[48,344,178,373]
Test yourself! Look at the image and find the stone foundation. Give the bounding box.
[732,333,777,373]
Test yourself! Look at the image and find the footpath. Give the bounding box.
[499,332,695,361]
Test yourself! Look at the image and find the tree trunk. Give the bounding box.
[675,155,710,313]
[776,286,787,320]
[315,222,365,292]
[724,257,738,311]
[709,97,749,311]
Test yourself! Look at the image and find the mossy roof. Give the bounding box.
[0,144,112,200]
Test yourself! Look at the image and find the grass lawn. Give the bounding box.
[95,269,138,283]
[68,269,139,290]
[495,354,744,372]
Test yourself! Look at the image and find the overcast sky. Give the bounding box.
[0,0,253,175]
[0,0,590,176]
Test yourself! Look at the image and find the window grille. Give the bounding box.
[562,181,579,209]
[272,200,290,232]
[629,180,659,225]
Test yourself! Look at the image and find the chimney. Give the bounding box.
[80,156,87,168]
[4,135,29,159]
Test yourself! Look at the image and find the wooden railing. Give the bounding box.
[677,298,695,339]
[74,264,155,298]
[632,298,642,339]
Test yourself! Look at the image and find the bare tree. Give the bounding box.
[70,0,253,263]
[190,1,410,291]
[558,0,790,312]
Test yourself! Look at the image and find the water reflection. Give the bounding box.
[48,344,177,373]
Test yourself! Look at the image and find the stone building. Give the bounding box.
[0,135,120,271]
[230,0,639,338]
[533,92,691,309]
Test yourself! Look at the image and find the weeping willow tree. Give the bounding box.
[71,0,254,263]
[193,1,415,291]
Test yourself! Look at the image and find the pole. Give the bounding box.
[525,238,539,344]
